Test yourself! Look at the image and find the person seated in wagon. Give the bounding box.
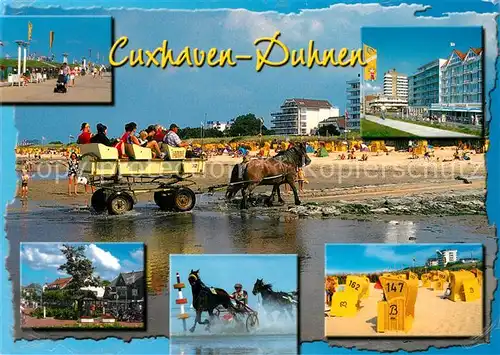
[164,123,188,148]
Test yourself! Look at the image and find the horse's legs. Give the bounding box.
[190,310,201,332]
[276,184,285,204]
[287,178,301,205]
[266,184,279,206]
[240,186,248,209]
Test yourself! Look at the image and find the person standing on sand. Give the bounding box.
[67,152,80,196]
[20,170,30,199]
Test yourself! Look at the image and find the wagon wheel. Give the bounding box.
[246,313,259,332]
[154,191,174,211]
[91,188,108,213]
[172,187,196,212]
[107,192,133,215]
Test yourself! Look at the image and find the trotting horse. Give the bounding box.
[187,269,238,332]
[226,142,312,209]
[252,278,297,321]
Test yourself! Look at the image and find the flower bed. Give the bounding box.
[101,314,116,323]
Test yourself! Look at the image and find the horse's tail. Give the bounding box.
[225,163,246,200]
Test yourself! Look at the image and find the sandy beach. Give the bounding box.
[15,148,485,205]
[1,73,112,103]
[325,283,483,337]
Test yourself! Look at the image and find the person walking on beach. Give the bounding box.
[70,67,76,87]
[67,152,80,196]
[297,167,308,194]
[20,169,30,199]
[62,64,70,90]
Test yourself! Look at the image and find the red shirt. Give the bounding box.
[154,129,166,142]
[77,131,91,144]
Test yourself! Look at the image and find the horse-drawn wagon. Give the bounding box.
[79,143,205,215]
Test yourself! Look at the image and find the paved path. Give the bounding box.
[22,315,143,328]
[365,114,478,138]
[0,74,112,104]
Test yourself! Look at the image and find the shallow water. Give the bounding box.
[170,334,297,355]
[6,199,496,342]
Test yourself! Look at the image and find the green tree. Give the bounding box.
[58,244,100,291]
[318,125,340,137]
[101,280,111,287]
[179,127,224,139]
[48,141,64,145]
[226,114,272,137]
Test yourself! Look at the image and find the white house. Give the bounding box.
[271,98,340,135]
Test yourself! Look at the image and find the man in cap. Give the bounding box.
[231,283,248,310]
[164,123,188,148]
[90,123,114,146]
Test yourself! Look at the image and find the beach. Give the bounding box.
[325,282,483,337]
[15,148,485,205]
[1,73,112,103]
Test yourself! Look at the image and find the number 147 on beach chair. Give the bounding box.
[377,276,418,333]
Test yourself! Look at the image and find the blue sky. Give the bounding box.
[325,243,483,275]
[170,254,297,308]
[10,6,498,142]
[361,26,483,94]
[1,16,111,64]
[20,242,144,286]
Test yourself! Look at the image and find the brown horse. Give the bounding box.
[226,142,311,209]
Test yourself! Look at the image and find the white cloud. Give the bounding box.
[21,244,65,269]
[364,245,438,265]
[363,82,382,94]
[130,248,144,262]
[85,244,121,272]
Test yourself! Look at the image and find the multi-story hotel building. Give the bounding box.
[408,59,447,116]
[345,78,361,130]
[271,98,339,135]
[429,48,483,125]
[436,249,458,266]
[383,68,408,101]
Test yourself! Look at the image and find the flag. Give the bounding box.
[363,44,377,81]
[28,22,33,41]
[0,41,3,46]
[345,110,349,120]
[69,134,75,139]
[450,42,456,47]
[49,31,54,50]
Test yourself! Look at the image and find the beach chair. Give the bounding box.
[448,271,481,302]
[36,73,43,83]
[42,73,47,81]
[329,275,369,317]
[377,276,418,333]
[8,74,24,87]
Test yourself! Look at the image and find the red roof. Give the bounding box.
[453,50,466,60]
[291,98,332,109]
[470,47,483,55]
[46,277,72,289]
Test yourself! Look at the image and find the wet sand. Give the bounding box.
[16,148,485,204]
[1,73,112,103]
[325,283,483,337]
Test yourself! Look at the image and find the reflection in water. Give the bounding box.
[385,221,417,243]
[170,335,297,355]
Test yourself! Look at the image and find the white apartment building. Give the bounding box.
[271,98,339,135]
[436,249,458,266]
[207,120,231,132]
[383,68,408,101]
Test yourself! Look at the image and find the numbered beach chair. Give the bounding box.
[448,271,481,302]
[420,273,431,288]
[329,275,369,317]
[377,276,418,333]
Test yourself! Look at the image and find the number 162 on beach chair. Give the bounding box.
[329,275,369,317]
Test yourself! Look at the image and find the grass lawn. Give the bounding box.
[361,119,415,138]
